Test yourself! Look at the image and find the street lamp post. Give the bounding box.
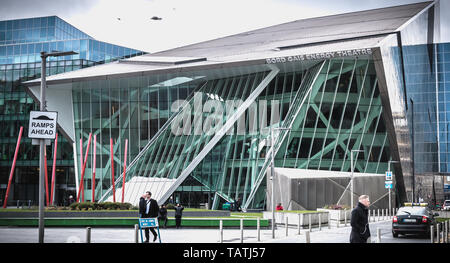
[270,126,290,239]
[387,160,399,214]
[410,98,415,204]
[38,51,77,243]
[350,149,364,209]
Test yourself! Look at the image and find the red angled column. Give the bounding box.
[44,146,49,206]
[92,134,97,202]
[79,137,83,202]
[3,126,23,208]
[50,133,58,205]
[77,133,92,202]
[110,138,116,202]
[122,139,128,203]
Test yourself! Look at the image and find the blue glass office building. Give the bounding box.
[20,2,450,209]
[0,16,145,206]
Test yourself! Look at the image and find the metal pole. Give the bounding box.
[240,219,244,243]
[328,213,330,229]
[318,213,321,231]
[285,217,288,237]
[344,210,347,226]
[134,224,139,243]
[337,211,340,228]
[298,214,301,235]
[377,228,381,243]
[270,127,275,239]
[305,230,310,243]
[219,219,223,243]
[257,217,260,242]
[437,223,440,243]
[308,213,312,232]
[86,227,91,243]
[431,225,434,243]
[350,151,354,209]
[38,52,47,243]
[92,135,97,202]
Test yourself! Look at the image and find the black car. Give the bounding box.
[392,206,439,237]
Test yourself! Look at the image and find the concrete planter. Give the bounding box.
[262,211,329,226]
[317,208,350,222]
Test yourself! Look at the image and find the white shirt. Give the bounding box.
[145,199,150,214]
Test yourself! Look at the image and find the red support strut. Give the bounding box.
[50,133,58,205]
[3,126,23,208]
[122,139,128,203]
[92,134,97,202]
[77,133,92,202]
[110,138,116,202]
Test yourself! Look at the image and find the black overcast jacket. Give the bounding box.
[350,202,371,243]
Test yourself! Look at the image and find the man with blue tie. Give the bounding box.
[139,191,159,243]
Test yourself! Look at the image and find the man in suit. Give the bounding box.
[139,191,159,242]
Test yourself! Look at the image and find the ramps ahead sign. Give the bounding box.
[28,111,57,139]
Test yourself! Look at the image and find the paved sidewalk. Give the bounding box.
[0,216,397,243]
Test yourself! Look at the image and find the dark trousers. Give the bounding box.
[159,217,168,228]
[175,216,182,228]
[144,227,157,241]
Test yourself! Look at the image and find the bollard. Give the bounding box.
[298,214,301,235]
[392,208,395,219]
[219,219,223,243]
[437,223,440,243]
[318,213,321,231]
[377,209,380,221]
[305,230,310,243]
[308,214,312,232]
[86,227,91,243]
[344,210,347,227]
[381,209,384,220]
[240,219,244,243]
[431,225,434,243]
[328,213,331,229]
[377,228,381,243]
[337,211,340,228]
[368,209,371,222]
[286,217,289,237]
[257,217,260,242]
[134,224,139,243]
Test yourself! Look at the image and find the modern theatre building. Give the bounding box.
[24,1,450,210]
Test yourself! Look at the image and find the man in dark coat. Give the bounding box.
[158,205,168,228]
[139,191,159,242]
[350,195,371,243]
[174,203,184,229]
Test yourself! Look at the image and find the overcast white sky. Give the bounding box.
[0,0,449,53]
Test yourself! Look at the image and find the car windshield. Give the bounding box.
[397,207,427,215]
[445,201,450,205]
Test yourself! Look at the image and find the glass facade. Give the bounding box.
[71,56,394,209]
[437,43,450,173]
[0,16,145,206]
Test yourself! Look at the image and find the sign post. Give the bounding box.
[138,217,161,243]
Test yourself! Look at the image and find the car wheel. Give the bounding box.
[392,231,398,238]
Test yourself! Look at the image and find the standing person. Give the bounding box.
[68,195,75,205]
[234,198,242,212]
[350,195,371,243]
[158,205,168,229]
[139,191,159,242]
[276,203,284,211]
[174,203,184,229]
